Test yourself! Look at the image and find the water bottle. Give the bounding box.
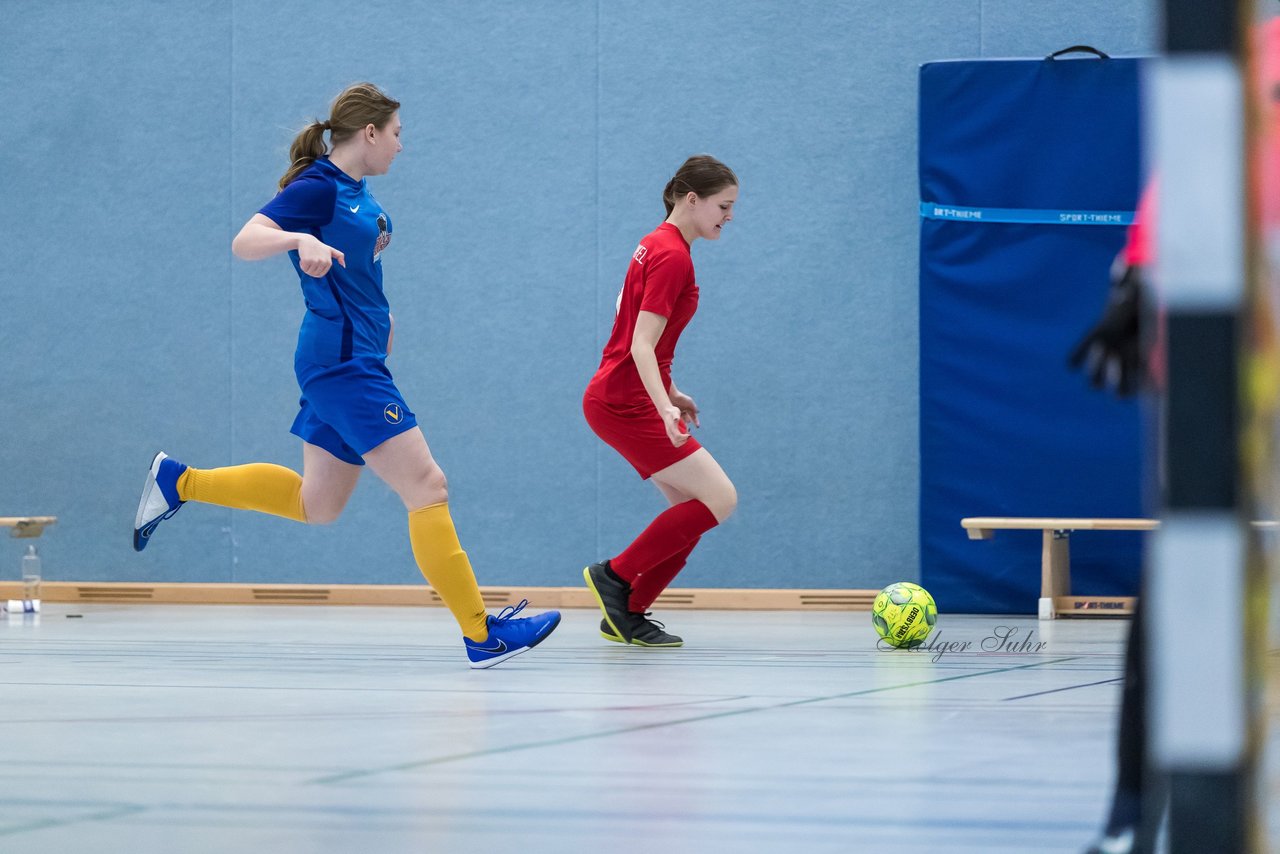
[21,544,41,604]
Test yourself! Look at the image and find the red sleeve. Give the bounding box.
[638,247,693,318]
[1123,181,1157,267]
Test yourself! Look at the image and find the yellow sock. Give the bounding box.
[177,464,307,522]
[408,502,489,642]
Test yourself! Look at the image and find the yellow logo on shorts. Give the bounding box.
[384,403,402,424]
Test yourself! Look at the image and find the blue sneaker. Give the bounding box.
[464,599,561,669]
[133,451,188,552]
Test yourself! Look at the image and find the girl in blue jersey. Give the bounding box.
[133,82,559,668]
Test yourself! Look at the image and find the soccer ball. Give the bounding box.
[872,582,938,649]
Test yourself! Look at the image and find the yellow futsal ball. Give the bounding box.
[872,582,938,649]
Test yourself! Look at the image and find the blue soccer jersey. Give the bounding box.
[258,157,394,366]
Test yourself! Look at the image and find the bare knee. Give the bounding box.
[299,474,358,525]
[304,506,342,526]
[403,464,448,509]
[424,467,448,506]
[300,494,346,525]
[706,480,738,523]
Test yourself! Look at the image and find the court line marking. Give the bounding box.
[308,657,1080,785]
[0,804,144,837]
[0,678,753,701]
[0,694,752,727]
[0,796,1099,834]
[1002,677,1123,702]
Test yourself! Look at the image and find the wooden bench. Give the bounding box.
[960,517,1157,619]
[1,516,57,538]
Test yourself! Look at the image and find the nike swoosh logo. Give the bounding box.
[349,205,360,213]
[473,638,508,654]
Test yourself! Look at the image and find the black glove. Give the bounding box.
[1069,263,1146,397]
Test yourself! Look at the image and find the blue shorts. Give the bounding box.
[290,357,418,465]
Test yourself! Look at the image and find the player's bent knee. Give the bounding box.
[301,500,344,526]
[708,481,738,523]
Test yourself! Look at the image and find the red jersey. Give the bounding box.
[587,222,698,404]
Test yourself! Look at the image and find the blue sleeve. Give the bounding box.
[257,173,336,232]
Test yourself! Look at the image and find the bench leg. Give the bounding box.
[1039,530,1072,620]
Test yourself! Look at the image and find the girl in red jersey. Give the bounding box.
[582,155,739,647]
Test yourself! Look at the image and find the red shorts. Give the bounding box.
[583,391,702,479]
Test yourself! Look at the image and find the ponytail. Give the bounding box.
[276,83,401,190]
[279,120,329,189]
[662,177,680,217]
[662,155,738,217]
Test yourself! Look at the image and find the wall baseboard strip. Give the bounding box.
[0,582,878,611]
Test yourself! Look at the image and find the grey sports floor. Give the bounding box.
[1,605,1275,853]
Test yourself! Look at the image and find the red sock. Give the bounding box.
[611,500,718,583]
[629,537,698,612]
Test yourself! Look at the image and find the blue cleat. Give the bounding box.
[464,599,561,669]
[133,451,188,552]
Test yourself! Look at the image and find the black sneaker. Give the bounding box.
[583,561,633,642]
[600,612,683,648]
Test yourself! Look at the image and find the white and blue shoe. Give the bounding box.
[464,599,561,669]
[1083,827,1134,854]
[133,451,188,552]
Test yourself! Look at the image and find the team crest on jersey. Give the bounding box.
[374,213,391,262]
[633,244,647,264]
[384,402,403,424]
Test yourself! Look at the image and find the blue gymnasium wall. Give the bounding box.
[0,2,1156,591]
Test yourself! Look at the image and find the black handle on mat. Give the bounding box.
[1047,45,1111,60]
